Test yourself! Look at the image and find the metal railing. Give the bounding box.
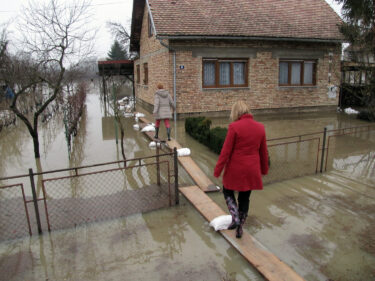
[264,124,375,184]
[0,148,179,241]
[1,124,374,241]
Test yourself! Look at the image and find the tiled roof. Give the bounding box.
[148,0,343,41]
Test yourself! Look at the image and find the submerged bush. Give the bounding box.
[209,127,228,154]
[357,109,375,122]
[185,117,211,145]
[185,117,227,153]
[185,117,205,136]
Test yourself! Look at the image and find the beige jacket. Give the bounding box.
[153,89,175,119]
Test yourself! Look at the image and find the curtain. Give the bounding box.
[279,62,288,84]
[303,62,313,84]
[203,62,215,86]
[233,62,245,85]
[291,62,301,85]
[219,62,230,85]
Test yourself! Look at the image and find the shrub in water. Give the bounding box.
[185,117,212,145]
[357,109,375,122]
[185,117,205,136]
[208,127,228,154]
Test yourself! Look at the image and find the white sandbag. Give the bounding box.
[135,112,145,118]
[141,125,155,132]
[344,107,359,114]
[209,215,232,231]
[133,124,140,130]
[124,112,134,118]
[177,148,191,156]
[149,141,160,148]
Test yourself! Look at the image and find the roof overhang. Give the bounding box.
[98,60,134,76]
[156,35,343,44]
[130,0,146,53]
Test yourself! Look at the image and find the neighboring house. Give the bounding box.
[340,45,375,107]
[130,0,343,116]
[342,45,374,86]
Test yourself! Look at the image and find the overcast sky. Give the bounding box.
[0,0,342,60]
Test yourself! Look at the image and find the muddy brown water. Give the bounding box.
[0,82,374,280]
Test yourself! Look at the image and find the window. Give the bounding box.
[143,63,148,85]
[148,14,154,37]
[202,58,248,88]
[136,65,140,84]
[279,60,317,86]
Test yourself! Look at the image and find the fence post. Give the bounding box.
[29,168,42,234]
[174,147,179,205]
[156,142,160,186]
[320,127,327,173]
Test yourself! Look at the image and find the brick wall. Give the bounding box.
[135,5,341,115]
[134,4,172,107]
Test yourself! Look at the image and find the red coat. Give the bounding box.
[214,114,269,191]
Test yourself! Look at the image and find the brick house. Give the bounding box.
[130,0,343,117]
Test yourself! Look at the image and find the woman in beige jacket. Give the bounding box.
[153,83,175,141]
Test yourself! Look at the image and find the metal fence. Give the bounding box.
[0,184,32,240]
[1,124,374,241]
[264,124,375,184]
[0,148,179,241]
[325,125,375,173]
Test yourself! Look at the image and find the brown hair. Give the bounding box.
[230,100,251,121]
[157,83,164,89]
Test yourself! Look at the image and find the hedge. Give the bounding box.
[357,108,375,122]
[185,117,271,166]
[185,117,227,153]
[209,127,228,154]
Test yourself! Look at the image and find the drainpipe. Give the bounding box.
[145,0,177,122]
[159,40,177,123]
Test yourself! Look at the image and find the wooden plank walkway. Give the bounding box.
[137,116,305,280]
[180,185,305,281]
[138,117,219,192]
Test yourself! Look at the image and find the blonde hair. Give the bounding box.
[230,100,251,121]
[157,83,164,89]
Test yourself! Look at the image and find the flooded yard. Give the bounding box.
[0,82,374,280]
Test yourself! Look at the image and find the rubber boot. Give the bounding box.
[224,195,240,230]
[167,127,171,141]
[236,212,247,238]
[154,127,159,139]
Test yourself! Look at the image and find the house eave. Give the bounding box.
[156,35,343,44]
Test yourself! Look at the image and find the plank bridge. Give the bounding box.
[138,117,305,281]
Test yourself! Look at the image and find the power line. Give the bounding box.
[0,1,130,13]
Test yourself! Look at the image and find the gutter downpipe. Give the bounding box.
[159,40,177,123]
[156,35,344,44]
[145,0,177,124]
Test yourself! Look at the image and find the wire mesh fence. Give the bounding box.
[324,126,375,184]
[0,184,32,240]
[0,124,374,241]
[42,160,174,231]
[264,138,321,184]
[0,151,178,241]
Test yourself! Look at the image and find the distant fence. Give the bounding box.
[264,124,375,184]
[0,148,179,241]
[1,124,374,241]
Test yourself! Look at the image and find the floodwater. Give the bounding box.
[0,81,374,280]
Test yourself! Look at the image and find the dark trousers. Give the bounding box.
[223,186,252,214]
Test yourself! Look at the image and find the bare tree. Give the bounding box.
[106,21,130,47]
[106,21,136,59]
[0,0,95,158]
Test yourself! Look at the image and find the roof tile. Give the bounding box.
[148,0,343,40]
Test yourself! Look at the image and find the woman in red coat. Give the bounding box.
[214,100,269,238]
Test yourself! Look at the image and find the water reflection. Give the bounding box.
[1,81,374,280]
